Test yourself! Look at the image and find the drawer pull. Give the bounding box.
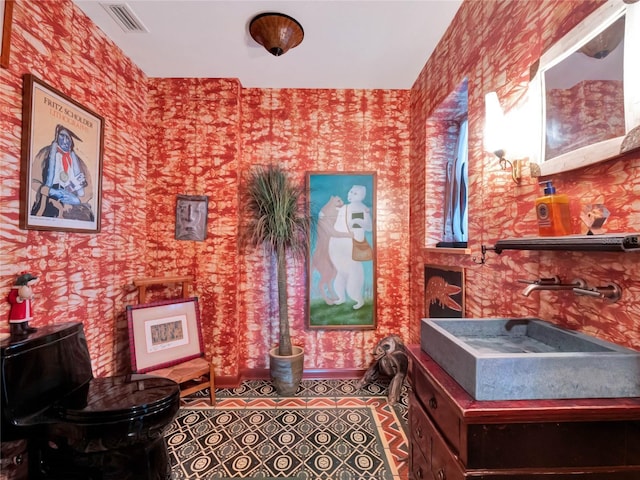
[416,426,423,438]
[429,396,438,409]
[416,467,424,479]
[437,468,446,480]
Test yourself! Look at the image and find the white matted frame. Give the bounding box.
[127,297,204,373]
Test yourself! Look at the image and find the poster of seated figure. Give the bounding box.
[307,172,376,329]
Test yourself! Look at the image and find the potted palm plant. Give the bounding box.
[245,165,309,395]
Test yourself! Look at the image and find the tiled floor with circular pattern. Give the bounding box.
[168,379,408,479]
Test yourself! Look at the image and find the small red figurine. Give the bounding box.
[7,272,39,336]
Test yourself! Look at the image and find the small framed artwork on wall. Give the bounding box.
[20,74,104,233]
[424,265,464,318]
[175,194,208,241]
[306,171,376,329]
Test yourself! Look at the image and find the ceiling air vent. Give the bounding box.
[100,3,149,33]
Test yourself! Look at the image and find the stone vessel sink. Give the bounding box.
[420,318,640,401]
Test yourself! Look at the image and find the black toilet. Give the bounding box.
[0,322,180,479]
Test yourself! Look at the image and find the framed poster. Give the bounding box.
[424,265,464,318]
[20,74,104,232]
[307,172,376,329]
[0,0,13,68]
[175,194,208,241]
[126,297,204,373]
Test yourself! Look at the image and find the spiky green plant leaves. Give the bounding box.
[245,165,309,356]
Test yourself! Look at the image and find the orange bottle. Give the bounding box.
[535,181,571,236]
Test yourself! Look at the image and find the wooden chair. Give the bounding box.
[131,276,215,404]
[145,357,215,404]
[134,275,193,304]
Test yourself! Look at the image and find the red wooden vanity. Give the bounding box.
[407,345,640,479]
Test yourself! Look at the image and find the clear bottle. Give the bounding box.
[536,181,571,236]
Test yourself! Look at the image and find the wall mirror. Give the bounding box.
[530,0,640,176]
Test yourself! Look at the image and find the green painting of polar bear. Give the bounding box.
[307,172,376,329]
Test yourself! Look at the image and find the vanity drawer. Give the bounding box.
[410,439,433,480]
[409,393,432,448]
[430,416,465,480]
[409,395,433,480]
[409,393,465,480]
[411,357,461,452]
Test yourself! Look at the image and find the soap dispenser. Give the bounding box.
[535,181,571,236]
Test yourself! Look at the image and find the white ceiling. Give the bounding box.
[73,0,462,89]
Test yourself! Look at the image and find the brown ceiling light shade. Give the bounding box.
[249,12,304,57]
[579,16,625,59]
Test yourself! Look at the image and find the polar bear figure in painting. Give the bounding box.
[328,185,372,310]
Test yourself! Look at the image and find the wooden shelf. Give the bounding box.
[424,246,471,255]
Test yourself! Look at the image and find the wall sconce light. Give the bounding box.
[494,148,522,184]
[484,91,522,184]
[249,12,304,56]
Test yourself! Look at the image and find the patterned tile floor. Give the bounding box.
[167,379,409,479]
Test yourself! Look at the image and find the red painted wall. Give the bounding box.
[409,0,640,350]
[1,1,410,380]
[0,0,147,376]
[146,85,411,378]
[2,0,639,383]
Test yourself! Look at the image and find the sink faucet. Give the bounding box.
[519,276,587,296]
[573,283,622,302]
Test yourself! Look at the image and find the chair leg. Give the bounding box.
[209,362,216,405]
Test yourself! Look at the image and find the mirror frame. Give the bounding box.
[530,0,640,176]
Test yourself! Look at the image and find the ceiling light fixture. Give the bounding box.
[579,16,625,59]
[249,12,304,57]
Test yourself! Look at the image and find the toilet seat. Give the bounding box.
[53,374,180,424]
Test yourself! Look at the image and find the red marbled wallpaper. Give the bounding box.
[1,0,410,381]
[239,89,411,373]
[146,86,411,377]
[0,0,147,376]
[145,78,244,378]
[3,0,640,386]
[410,0,640,351]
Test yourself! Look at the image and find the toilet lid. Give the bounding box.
[55,374,180,423]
